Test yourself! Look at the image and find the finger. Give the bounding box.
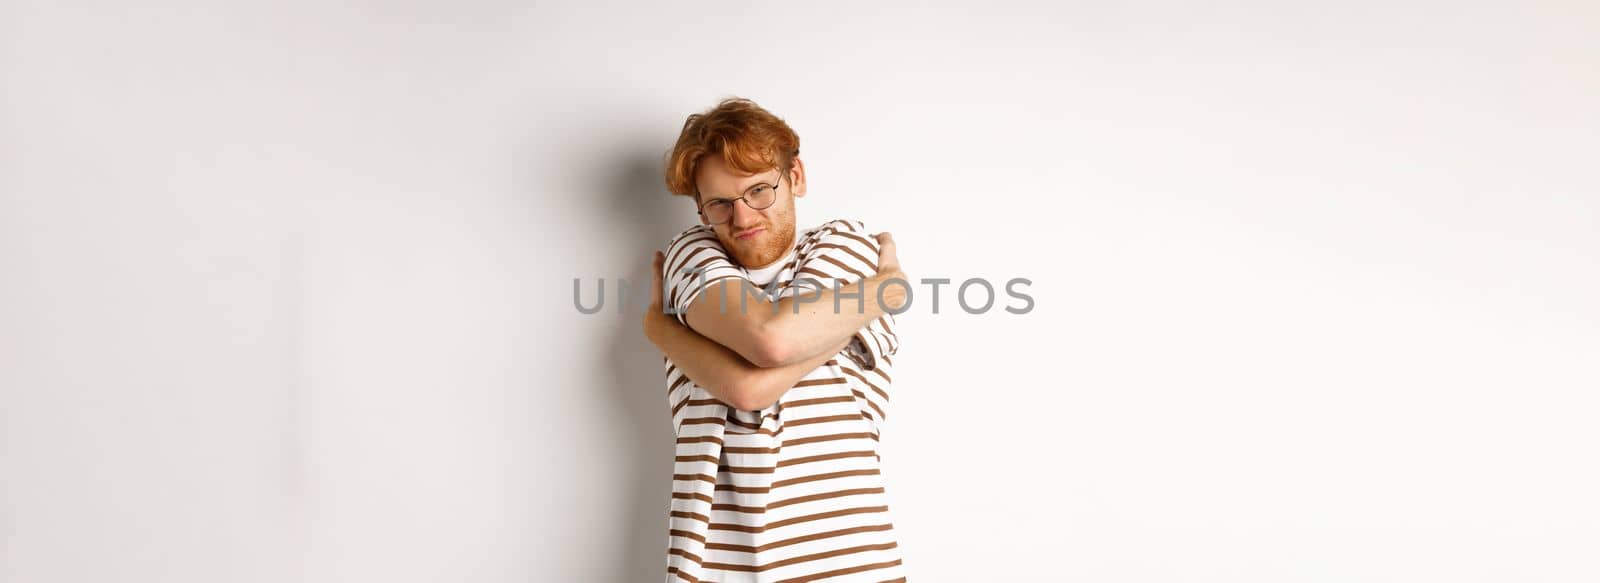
[872,233,900,273]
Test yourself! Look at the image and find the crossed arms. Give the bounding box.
[642,231,906,411]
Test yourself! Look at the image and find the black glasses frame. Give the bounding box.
[696,169,787,225]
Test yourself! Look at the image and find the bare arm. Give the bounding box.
[682,232,906,368]
[645,251,849,411]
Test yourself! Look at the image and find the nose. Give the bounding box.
[729,197,762,228]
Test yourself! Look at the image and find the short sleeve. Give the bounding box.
[850,314,900,372]
[776,219,901,371]
[662,226,745,328]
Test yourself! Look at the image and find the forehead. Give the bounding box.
[695,156,776,198]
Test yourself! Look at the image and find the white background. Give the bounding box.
[3,1,1597,581]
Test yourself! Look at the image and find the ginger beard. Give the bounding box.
[714,201,797,270]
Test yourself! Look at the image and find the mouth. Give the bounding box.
[733,227,765,241]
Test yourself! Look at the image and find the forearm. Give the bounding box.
[754,269,907,366]
[647,312,849,411]
[687,269,906,368]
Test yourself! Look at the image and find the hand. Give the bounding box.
[873,232,909,312]
[642,250,673,345]
[649,250,666,313]
[874,232,903,278]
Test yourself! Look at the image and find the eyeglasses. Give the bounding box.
[697,169,786,225]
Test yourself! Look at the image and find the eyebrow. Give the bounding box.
[702,177,776,201]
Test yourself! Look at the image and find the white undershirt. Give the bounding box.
[742,247,795,287]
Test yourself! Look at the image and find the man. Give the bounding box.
[641,97,909,582]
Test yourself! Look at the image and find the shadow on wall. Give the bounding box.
[584,139,690,582]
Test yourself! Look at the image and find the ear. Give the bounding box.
[790,156,807,199]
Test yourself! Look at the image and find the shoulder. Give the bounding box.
[816,217,869,234]
[792,218,883,279]
[662,224,744,312]
[664,224,728,263]
[665,223,717,250]
[663,223,739,287]
[805,217,879,252]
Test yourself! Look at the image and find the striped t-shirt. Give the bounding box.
[660,218,905,582]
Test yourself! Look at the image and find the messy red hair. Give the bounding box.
[664,97,800,201]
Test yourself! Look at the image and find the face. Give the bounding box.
[693,155,807,268]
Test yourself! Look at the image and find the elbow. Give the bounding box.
[744,325,796,368]
[723,384,777,412]
[726,391,777,412]
[721,372,782,412]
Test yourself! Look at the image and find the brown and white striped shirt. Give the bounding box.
[660,218,904,582]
